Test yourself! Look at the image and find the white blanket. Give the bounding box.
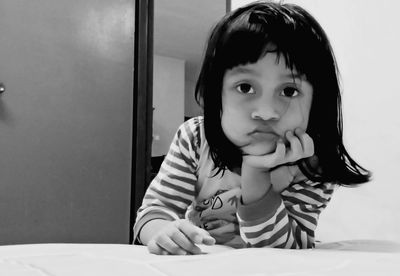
[0,242,399,275]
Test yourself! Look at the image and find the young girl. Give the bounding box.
[134,1,371,255]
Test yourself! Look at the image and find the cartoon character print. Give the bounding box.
[187,188,241,244]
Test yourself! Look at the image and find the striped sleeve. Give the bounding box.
[133,117,202,244]
[237,181,336,249]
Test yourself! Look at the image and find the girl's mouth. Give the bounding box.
[249,131,279,141]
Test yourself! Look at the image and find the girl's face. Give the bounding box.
[221,53,313,156]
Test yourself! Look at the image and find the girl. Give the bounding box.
[134,1,371,255]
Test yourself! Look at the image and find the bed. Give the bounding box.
[0,241,399,275]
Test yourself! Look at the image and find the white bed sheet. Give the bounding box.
[0,242,399,276]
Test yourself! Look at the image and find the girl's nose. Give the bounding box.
[250,97,282,121]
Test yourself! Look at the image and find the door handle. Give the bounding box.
[0,83,5,94]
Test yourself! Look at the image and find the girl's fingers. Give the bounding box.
[242,130,314,169]
[148,239,177,255]
[201,234,218,245]
[177,220,215,246]
[242,139,286,168]
[295,128,314,157]
[147,220,215,255]
[272,139,286,165]
[170,227,202,254]
[285,130,303,162]
[155,236,187,255]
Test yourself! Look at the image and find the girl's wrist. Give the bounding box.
[240,163,272,204]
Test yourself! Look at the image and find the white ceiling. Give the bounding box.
[154,0,227,81]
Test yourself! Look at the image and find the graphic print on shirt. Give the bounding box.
[187,188,241,244]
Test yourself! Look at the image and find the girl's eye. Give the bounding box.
[236,83,255,94]
[281,87,299,97]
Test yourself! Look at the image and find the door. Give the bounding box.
[0,0,134,244]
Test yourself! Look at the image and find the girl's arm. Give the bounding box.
[237,129,334,249]
[133,118,201,244]
[237,180,335,248]
[240,163,272,204]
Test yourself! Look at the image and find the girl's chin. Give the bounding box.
[241,143,277,156]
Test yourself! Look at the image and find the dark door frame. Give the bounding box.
[131,0,154,244]
[130,0,231,244]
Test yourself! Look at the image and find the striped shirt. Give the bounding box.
[134,116,336,249]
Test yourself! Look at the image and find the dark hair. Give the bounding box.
[195,1,370,186]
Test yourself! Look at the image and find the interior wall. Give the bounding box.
[152,55,185,157]
[184,77,203,118]
[231,0,400,242]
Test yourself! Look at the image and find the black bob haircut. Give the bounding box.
[195,1,371,186]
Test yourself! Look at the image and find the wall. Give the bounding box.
[231,0,400,242]
[152,55,185,157]
[184,77,203,118]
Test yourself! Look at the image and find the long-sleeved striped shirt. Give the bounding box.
[134,116,336,249]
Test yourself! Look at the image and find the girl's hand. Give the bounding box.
[243,128,314,169]
[147,219,216,255]
[240,129,313,203]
